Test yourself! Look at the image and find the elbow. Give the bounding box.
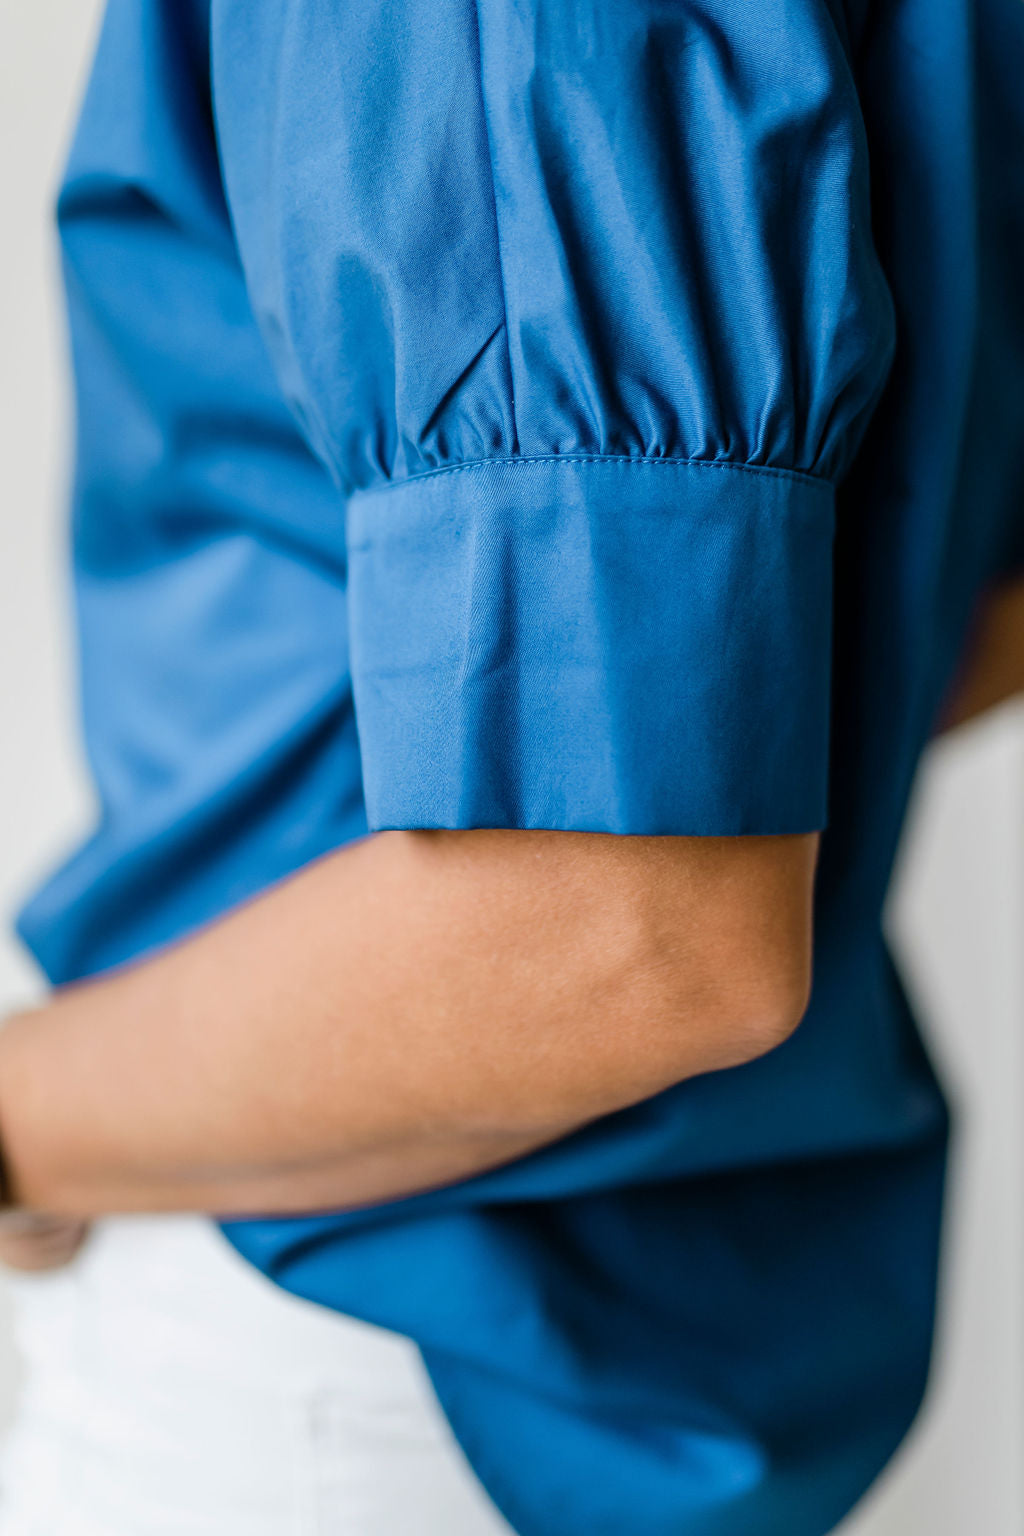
[625,836,818,1090]
[523,934,814,1138]
[547,892,816,1128]
[445,828,819,1138]
[628,932,813,1099]
[607,933,816,1118]
[692,943,813,1071]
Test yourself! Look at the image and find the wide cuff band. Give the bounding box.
[344,456,835,835]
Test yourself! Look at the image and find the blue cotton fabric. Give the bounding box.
[15,0,1024,1532]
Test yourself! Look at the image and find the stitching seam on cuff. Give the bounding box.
[349,453,831,499]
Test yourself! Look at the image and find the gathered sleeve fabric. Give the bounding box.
[213,0,897,836]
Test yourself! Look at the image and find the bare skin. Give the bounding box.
[0,1213,90,1272]
[3,569,1020,1272]
[0,828,816,1249]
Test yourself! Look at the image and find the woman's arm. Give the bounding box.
[0,827,816,1217]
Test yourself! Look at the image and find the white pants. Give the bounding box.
[0,1215,516,1535]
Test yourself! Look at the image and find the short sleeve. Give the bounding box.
[212,0,896,835]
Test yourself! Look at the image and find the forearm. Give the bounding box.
[0,830,610,1215]
[0,828,813,1218]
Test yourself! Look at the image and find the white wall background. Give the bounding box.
[0,4,1021,1531]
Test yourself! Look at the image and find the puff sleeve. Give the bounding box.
[213,0,897,835]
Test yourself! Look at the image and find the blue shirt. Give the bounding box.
[16,0,1024,1532]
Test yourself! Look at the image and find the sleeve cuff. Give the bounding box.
[344,456,835,835]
